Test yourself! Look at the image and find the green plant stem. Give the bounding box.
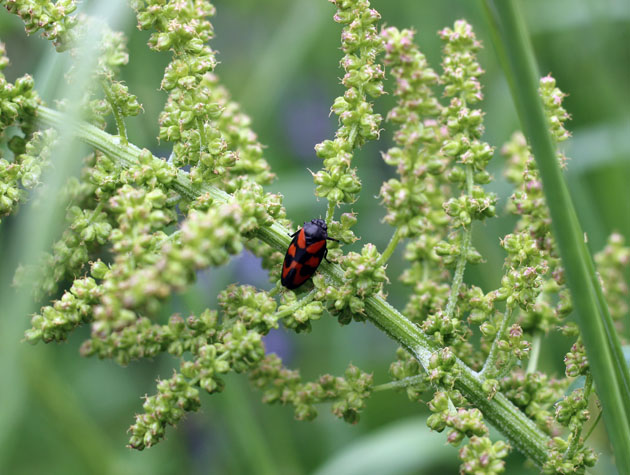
[100,80,128,145]
[36,105,552,467]
[377,227,402,267]
[445,167,474,320]
[565,374,593,460]
[274,288,317,320]
[372,374,425,392]
[325,200,335,227]
[481,1,630,470]
[526,332,542,374]
[197,117,207,150]
[480,305,514,378]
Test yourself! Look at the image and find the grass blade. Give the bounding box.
[480,0,630,470]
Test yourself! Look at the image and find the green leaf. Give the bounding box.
[312,417,457,475]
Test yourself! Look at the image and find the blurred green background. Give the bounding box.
[0,0,628,473]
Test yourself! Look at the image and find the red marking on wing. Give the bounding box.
[305,256,321,267]
[288,243,296,257]
[282,260,301,280]
[297,229,306,249]
[306,240,325,254]
[292,268,312,286]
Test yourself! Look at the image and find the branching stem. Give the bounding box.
[372,374,425,392]
[100,80,128,145]
[36,105,552,467]
[274,288,317,320]
[445,166,474,320]
[377,227,402,267]
[480,304,514,379]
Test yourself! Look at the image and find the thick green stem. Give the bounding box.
[481,1,630,470]
[36,105,552,467]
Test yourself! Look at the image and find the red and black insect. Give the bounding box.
[281,218,338,290]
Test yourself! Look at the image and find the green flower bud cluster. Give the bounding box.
[249,354,373,424]
[25,274,101,343]
[544,378,597,473]
[427,387,510,473]
[443,186,496,227]
[84,27,140,131]
[219,284,278,334]
[82,309,217,365]
[389,347,429,402]
[82,185,175,335]
[3,0,78,52]
[379,26,442,237]
[427,389,465,432]
[277,291,324,333]
[202,73,274,190]
[95,29,129,78]
[503,133,551,244]
[555,388,589,428]
[564,339,588,378]
[518,286,571,335]
[422,310,464,347]
[109,184,277,314]
[128,299,284,449]
[496,233,548,310]
[100,80,141,125]
[401,232,451,323]
[402,274,451,324]
[121,149,177,190]
[459,436,510,475]
[499,370,566,434]
[11,153,116,298]
[479,318,530,374]
[326,211,359,249]
[594,233,630,325]
[426,347,458,388]
[54,23,140,135]
[130,0,240,185]
[128,372,201,450]
[446,408,488,445]
[465,285,495,326]
[313,0,384,208]
[436,18,496,244]
[400,22,497,380]
[439,20,484,103]
[539,75,571,144]
[1,127,55,220]
[314,243,387,324]
[543,436,597,474]
[0,47,39,136]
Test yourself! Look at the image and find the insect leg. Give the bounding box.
[324,248,331,263]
